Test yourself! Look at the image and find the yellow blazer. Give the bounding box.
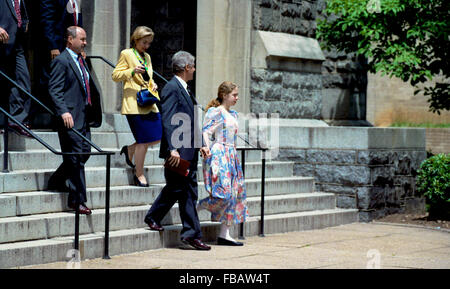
[111,48,160,115]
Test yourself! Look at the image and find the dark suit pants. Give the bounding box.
[49,124,91,206]
[145,160,202,240]
[0,39,31,125]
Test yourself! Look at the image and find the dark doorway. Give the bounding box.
[20,0,52,128]
[131,0,197,94]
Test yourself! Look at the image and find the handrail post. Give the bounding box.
[103,154,111,259]
[260,149,266,237]
[74,205,80,251]
[2,123,9,173]
[239,150,246,240]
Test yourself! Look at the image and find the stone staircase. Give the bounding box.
[0,114,358,268]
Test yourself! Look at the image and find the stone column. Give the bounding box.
[196,0,252,113]
[82,0,131,113]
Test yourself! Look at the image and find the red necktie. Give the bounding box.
[72,0,77,26]
[14,0,22,28]
[78,55,91,105]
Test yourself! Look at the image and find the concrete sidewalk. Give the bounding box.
[22,222,450,269]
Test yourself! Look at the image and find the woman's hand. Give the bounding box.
[133,65,146,75]
[151,82,158,92]
[200,147,211,159]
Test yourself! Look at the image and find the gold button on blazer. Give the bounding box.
[112,48,160,115]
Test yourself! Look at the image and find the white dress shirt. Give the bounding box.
[66,47,90,89]
[175,75,190,96]
[12,0,21,8]
[69,0,79,24]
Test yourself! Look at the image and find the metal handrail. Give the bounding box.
[0,68,115,259]
[237,147,268,238]
[87,55,168,84]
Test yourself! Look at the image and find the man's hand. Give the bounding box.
[61,112,74,128]
[200,147,211,159]
[50,49,60,60]
[167,149,180,167]
[0,27,9,44]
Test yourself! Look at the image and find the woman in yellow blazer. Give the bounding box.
[112,26,162,187]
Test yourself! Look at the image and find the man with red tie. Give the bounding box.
[0,0,33,137]
[40,0,82,60]
[38,0,83,114]
[47,26,102,215]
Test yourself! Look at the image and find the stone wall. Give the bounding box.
[250,69,322,118]
[251,0,368,123]
[272,125,427,222]
[426,128,450,154]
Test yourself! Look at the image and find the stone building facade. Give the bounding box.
[76,0,367,125]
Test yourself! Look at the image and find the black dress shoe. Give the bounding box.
[133,175,149,187]
[68,203,92,215]
[8,123,32,138]
[217,237,244,246]
[120,145,135,168]
[144,218,164,231]
[181,238,211,250]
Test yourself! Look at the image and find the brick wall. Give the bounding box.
[426,128,450,154]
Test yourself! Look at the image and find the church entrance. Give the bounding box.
[131,0,198,93]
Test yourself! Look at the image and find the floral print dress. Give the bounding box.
[198,107,249,226]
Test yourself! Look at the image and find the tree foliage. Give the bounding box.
[317,0,450,114]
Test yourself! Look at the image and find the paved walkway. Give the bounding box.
[24,222,450,269]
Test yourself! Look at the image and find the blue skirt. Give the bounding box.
[126,112,162,144]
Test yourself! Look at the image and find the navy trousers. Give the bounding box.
[145,156,202,240]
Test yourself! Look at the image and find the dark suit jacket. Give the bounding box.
[49,49,102,129]
[159,77,202,161]
[40,0,83,52]
[0,0,29,57]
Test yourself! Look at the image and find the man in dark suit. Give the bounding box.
[38,0,83,107]
[47,26,102,215]
[0,0,32,137]
[144,51,212,250]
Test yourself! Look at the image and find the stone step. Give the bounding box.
[1,131,134,151]
[0,147,288,172]
[0,160,296,193]
[0,176,314,217]
[0,175,324,218]
[0,192,336,244]
[0,208,358,268]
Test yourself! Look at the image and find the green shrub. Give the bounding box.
[416,154,450,219]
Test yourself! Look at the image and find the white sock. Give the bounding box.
[219,224,235,241]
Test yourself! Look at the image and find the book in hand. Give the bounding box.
[164,158,190,177]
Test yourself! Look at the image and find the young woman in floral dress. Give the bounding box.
[198,81,249,246]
